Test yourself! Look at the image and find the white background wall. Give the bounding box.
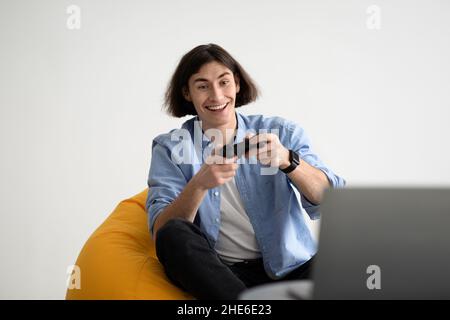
[1,0,449,299]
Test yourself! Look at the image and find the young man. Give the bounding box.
[146,43,345,299]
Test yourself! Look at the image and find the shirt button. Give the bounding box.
[214,191,219,196]
[215,218,220,223]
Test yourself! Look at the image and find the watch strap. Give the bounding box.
[280,149,300,174]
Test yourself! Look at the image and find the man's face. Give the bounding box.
[184,61,240,130]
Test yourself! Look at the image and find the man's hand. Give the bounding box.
[192,148,238,191]
[245,133,290,169]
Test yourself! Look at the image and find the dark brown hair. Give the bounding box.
[163,43,259,117]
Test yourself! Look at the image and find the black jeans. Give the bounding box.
[155,218,314,300]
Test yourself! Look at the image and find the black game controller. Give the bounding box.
[221,137,265,159]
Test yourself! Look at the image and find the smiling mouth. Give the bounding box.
[205,102,229,112]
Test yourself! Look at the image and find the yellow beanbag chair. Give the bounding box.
[65,189,193,300]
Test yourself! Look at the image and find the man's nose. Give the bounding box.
[209,84,224,101]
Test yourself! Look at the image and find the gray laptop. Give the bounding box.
[312,187,450,299]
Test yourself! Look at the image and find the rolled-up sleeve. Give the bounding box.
[284,121,346,220]
[146,138,187,237]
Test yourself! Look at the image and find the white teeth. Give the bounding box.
[206,103,228,111]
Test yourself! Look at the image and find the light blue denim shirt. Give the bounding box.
[146,112,345,279]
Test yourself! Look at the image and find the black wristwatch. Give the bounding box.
[280,149,300,174]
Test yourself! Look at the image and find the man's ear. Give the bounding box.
[234,75,240,94]
[182,86,191,101]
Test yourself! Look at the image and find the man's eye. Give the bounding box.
[221,80,230,85]
[197,85,207,90]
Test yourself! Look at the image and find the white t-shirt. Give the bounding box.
[214,178,262,264]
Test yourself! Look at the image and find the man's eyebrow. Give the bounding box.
[193,72,232,83]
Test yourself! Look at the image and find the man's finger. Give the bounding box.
[212,143,224,156]
[250,133,270,144]
[208,154,238,165]
[245,133,256,140]
[223,155,238,164]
